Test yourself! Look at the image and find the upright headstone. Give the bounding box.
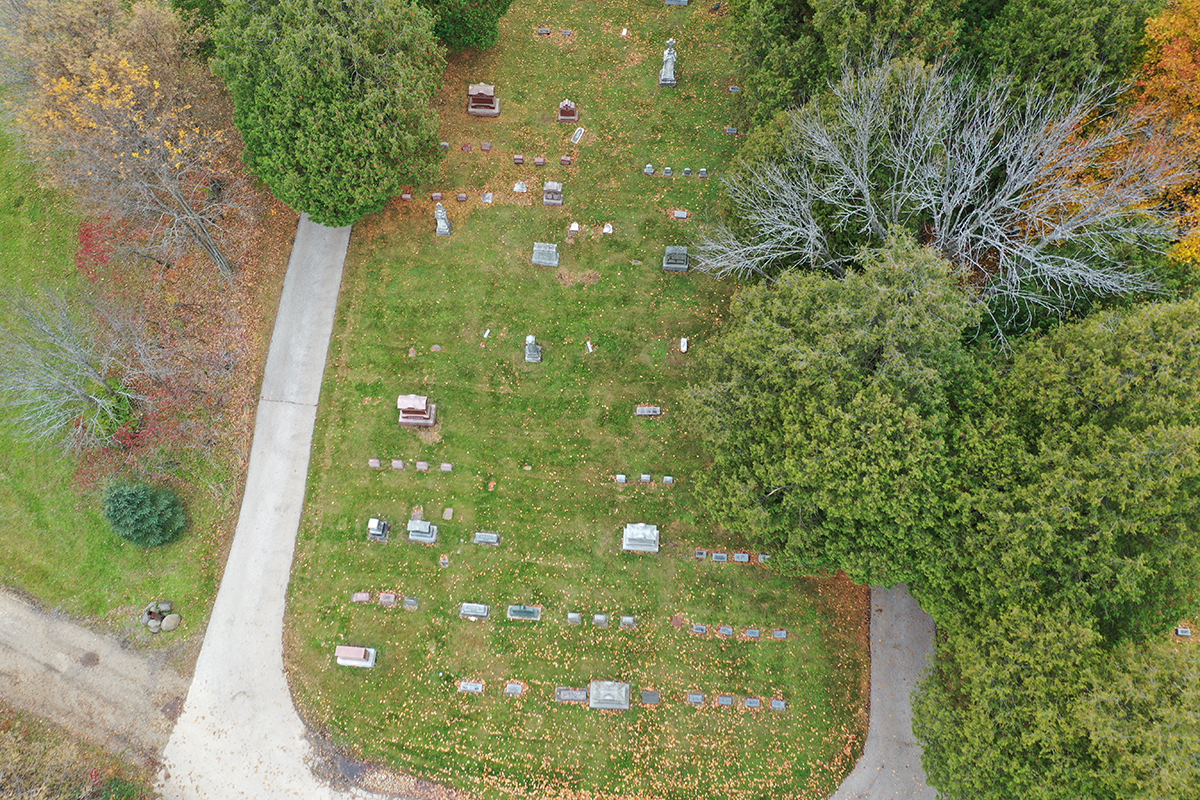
[531,242,560,267]
[397,394,437,426]
[658,39,678,87]
[367,517,390,543]
[557,99,579,122]
[524,335,543,363]
[543,181,564,206]
[663,245,689,272]
[434,203,451,237]
[467,83,500,117]
[622,523,660,553]
[643,164,655,175]
[407,519,439,543]
[663,166,673,177]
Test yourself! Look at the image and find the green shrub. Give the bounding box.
[102,777,145,799]
[102,482,187,547]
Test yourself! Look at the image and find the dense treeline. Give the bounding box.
[730,0,1163,124]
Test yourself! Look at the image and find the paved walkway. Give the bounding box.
[157,215,381,799]
[0,588,189,765]
[829,584,938,800]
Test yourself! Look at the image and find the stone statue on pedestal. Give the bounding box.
[434,202,451,237]
[659,39,678,87]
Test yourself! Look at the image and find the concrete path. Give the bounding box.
[0,588,189,765]
[829,584,938,800]
[157,215,379,799]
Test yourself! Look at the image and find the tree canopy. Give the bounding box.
[213,0,445,226]
[417,0,514,51]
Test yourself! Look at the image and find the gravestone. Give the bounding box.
[643,164,655,175]
[505,682,524,695]
[773,629,788,639]
[441,462,453,472]
[589,681,631,710]
[733,553,750,563]
[635,406,662,416]
[663,245,689,271]
[569,222,580,232]
[620,616,637,629]
[673,210,688,219]
[434,203,452,237]
[531,242,559,267]
[534,157,546,167]
[758,553,771,563]
[718,695,733,706]
[416,461,430,471]
[467,83,500,117]
[379,593,396,607]
[692,624,707,634]
[352,592,370,603]
[404,596,419,610]
[663,167,673,177]
[640,474,652,483]
[771,699,787,710]
[401,193,412,201]
[513,154,525,165]
[568,612,582,625]
[431,192,443,201]
[537,27,551,35]
[524,335,543,363]
[745,698,761,708]
[398,394,437,426]
[459,681,484,693]
[622,522,660,553]
[557,99,579,123]
[334,645,376,668]
[746,628,760,638]
[615,474,627,484]
[482,192,493,204]
[407,519,438,543]
[1177,627,1192,637]
[695,549,707,559]
[603,223,613,234]
[439,142,449,151]
[461,144,472,152]
[719,625,733,636]
[368,458,382,468]
[556,687,588,703]
[391,459,404,470]
[459,602,490,619]
[507,604,542,621]
[456,193,467,202]
[473,531,500,545]
[442,507,453,521]
[712,552,728,562]
[687,693,704,704]
[641,690,660,705]
[683,168,691,176]
[571,127,585,144]
[513,181,528,193]
[665,0,688,5]
[698,168,708,178]
[658,39,678,87]
[543,181,563,206]
[663,475,674,485]
[561,156,572,165]
[481,141,492,151]
[367,517,390,543]
[593,614,609,627]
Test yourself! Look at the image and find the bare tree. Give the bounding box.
[699,59,1192,327]
[0,289,170,451]
[3,0,246,280]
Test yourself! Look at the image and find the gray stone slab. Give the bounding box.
[640,474,652,483]
[719,625,733,636]
[663,475,674,485]
[556,687,588,703]
[416,461,430,471]
[473,531,500,546]
[734,553,750,563]
[441,507,453,521]
[622,522,660,553]
[745,697,761,708]
[459,602,490,619]
[746,628,760,638]
[593,614,609,627]
[665,0,688,5]
[567,612,582,625]
[773,629,788,639]
[589,681,631,710]
[663,245,690,272]
[532,242,559,267]
[641,690,660,705]
[771,699,787,710]
[505,682,523,695]
[440,462,453,472]
[620,616,637,629]
[571,127,585,144]
[482,192,493,204]
[507,604,542,621]
[351,591,370,603]
[759,553,771,563]
[1177,627,1192,637]
[615,474,627,484]
[712,552,728,562]
[692,624,707,634]
[635,406,662,416]
[379,593,396,607]
[404,596,419,610]
[695,549,707,559]
[391,459,404,470]
[407,518,438,543]
[673,210,688,219]
[687,692,704,705]
[459,681,484,694]
[718,695,733,706]
[368,458,381,468]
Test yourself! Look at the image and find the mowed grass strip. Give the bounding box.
[288,1,868,797]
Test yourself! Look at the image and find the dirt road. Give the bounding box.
[0,588,189,765]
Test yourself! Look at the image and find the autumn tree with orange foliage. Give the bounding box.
[1137,0,1200,264]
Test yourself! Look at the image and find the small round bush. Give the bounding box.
[102,482,187,547]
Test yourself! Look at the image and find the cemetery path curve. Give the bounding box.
[157,215,390,799]
[828,584,938,800]
[0,587,190,765]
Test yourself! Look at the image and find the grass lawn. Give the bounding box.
[0,123,282,644]
[286,0,870,797]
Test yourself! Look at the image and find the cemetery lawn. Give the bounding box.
[286,0,870,798]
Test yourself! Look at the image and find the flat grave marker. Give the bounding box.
[620,616,637,629]
[404,596,419,610]
[734,553,750,563]
[692,624,707,634]
[718,695,733,706]
[556,687,588,703]
[641,690,660,705]
[459,681,484,694]
[473,531,500,546]
[507,604,542,621]
[635,405,662,416]
[593,614,610,627]
[771,699,787,710]
[460,602,490,620]
[505,682,524,695]
[687,692,704,705]
[745,698,761,708]
[379,593,396,606]
[695,549,707,559]
[351,592,370,603]
[567,612,582,625]
[773,629,788,640]
[368,458,381,468]
[746,628,760,639]
[712,552,728,562]
[718,625,734,636]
